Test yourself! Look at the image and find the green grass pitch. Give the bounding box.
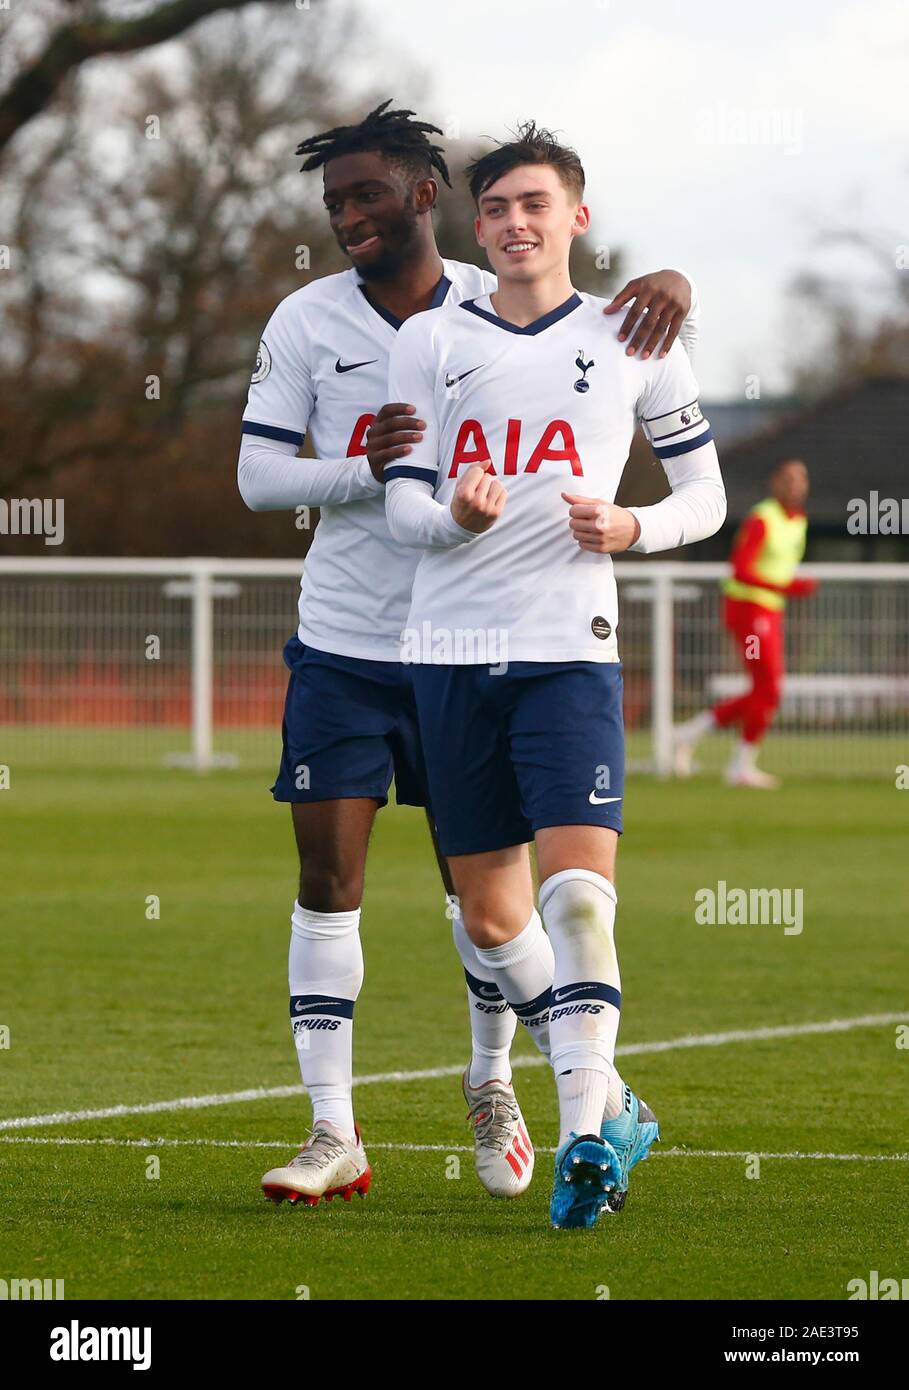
[1,759,907,1300]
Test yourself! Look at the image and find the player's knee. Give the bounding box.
[459,912,512,949]
[456,894,527,949]
[539,872,617,941]
[298,864,363,914]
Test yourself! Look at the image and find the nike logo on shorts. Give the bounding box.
[588,792,622,805]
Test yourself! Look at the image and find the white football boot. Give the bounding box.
[671,728,696,778]
[724,766,781,790]
[261,1122,371,1207]
[672,711,716,777]
[462,1071,534,1198]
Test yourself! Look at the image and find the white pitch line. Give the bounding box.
[0,1010,905,1133]
[0,1136,906,1163]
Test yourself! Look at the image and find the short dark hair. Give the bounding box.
[295,99,451,188]
[465,121,585,203]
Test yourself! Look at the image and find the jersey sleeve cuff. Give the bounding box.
[355,456,384,497]
[625,506,649,552]
[441,509,478,544]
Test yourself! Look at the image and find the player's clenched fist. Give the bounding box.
[561,492,641,553]
[451,464,507,534]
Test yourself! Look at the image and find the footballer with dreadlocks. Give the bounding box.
[240,101,700,1208]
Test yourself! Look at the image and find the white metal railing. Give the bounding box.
[0,557,907,778]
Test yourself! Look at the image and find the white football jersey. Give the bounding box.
[386,291,713,664]
[243,261,495,660]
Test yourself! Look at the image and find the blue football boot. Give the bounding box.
[600,1084,660,1212]
[550,1132,622,1230]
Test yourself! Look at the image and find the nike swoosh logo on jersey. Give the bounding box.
[588,792,622,805]
[335,357,378,373]
[445,365,484,388]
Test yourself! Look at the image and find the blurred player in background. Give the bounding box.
[673,458,818,789]
[384,122,725,1228]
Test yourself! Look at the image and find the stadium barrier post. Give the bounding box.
[190,563,214,773]
[651,567,675,777]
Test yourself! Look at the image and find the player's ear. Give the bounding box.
[570,203,591,240]
[415,177,438,213]
[474,213,485,248]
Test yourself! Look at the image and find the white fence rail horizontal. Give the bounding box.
[0,558,907,779]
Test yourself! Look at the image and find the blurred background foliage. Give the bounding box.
[1,1,906,555]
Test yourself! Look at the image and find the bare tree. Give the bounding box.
[0,0,280,155]
[0,4,381,556]
[788,231,909,395]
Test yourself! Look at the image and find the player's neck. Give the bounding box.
[359,247,446,323]
[489,269,576,328]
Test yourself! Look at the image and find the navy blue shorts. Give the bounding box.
[271,637,430,807]
[410,661,625,857]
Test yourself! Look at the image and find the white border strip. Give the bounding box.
[0,1136,906,1163]
[1,1012,905,1133]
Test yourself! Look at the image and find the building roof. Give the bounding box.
[718,376,909,525]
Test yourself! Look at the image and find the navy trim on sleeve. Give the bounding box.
[242,421,305,447]
[384,464,439,485]
[653,428,714,459]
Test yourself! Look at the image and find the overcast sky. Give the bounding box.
[345,0,909,400]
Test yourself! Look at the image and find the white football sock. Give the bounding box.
[475,909,554,1060]
[728,739,759,776]
[540,870,621,1144]
[603,1069,630,1121]
[679,709,717,741]
[459,898,631,1121]
[556,1068,610,1146]
[289,901,363,1141]
[449,899,517,1087]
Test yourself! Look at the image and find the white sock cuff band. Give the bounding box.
[538,869,617,916]
[550,1042,615,1076]
[475,909,544,969]
[291,901,362,940]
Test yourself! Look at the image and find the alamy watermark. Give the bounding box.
[0,1276,65,1300]
[400,622,509,673]
[50,1321,151,1370]
[695,103,804,156]
[694,880,804,935]
[846,492,909,535]
[0,498,64,545]
[846,1270,907,1300]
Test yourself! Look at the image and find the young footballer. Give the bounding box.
[384,122,726,1227]
[239,103,699,1208]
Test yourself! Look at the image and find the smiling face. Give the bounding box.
[322,150,437,281]
[474,163,590,286]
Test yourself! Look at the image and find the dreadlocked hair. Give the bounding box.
[295,99,452,188]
